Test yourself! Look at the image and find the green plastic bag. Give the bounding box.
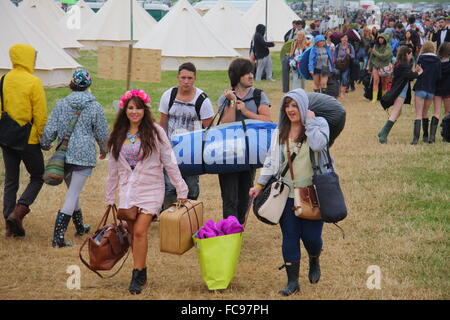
[193,232,244,290]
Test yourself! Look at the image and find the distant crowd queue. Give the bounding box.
[253,12,450,144]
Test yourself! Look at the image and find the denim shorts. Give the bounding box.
[313,68,331,76]
[415,90,434,99]
[398,84,408,99]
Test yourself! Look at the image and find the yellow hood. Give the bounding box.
[9,44,36,74]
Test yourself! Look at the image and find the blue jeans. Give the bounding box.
[279,198,324,262]
[339,68,350,87]
[292,70,306,89]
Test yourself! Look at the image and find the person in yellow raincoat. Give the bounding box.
[1,44,47,238]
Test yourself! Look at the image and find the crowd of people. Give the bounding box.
[270,11,450,145]
[1,8,449,298]
[2,42,331,297]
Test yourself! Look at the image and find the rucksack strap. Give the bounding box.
[168,87,207,122]
[194,92,207,121]
[168,87,178,112]
[239,88,263,111]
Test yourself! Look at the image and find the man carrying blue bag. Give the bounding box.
[160,62,214,209]
[218,58,272,224]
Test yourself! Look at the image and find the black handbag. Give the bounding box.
[309,147,347,224]
[0,75,32,152]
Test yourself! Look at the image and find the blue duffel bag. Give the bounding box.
[171,120,277,176]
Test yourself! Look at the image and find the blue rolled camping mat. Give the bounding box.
[171,120,277,176]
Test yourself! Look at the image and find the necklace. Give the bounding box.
[127,132,140,144]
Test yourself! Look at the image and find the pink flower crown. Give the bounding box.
[118,89,151,108]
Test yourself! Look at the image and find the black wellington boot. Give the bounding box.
[410,120,421,145]
[52,211,73,248]
[278,261,300,296]
[428,116,439,144]
[129,268,147,294]
[308,255,321,284]
[72,209,90,237]
[422,118,429,143]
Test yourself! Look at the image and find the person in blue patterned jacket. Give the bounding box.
[40,69,109,248]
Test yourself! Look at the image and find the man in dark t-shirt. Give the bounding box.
[217,58,272,224]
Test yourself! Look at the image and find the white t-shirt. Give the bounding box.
[159,87,214,137]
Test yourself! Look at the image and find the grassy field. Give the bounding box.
[0,51,449,300]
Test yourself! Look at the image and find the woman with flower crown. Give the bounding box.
[105,89,188,294]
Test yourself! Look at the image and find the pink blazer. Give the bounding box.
[105,124,188,214]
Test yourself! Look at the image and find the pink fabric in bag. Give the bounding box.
[196,216,243,239]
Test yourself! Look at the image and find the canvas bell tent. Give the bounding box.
[243,0,299,50]
[203,0,253,57]
[60,0,96,39]
[19,0,83,58]
[77,0,157,50]
[0,0,80,88]
[135,0,239,71]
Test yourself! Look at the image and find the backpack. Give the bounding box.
[238,88,262,108]
[168,87,208,121]
[391,38,400,56]
[441,113,450,142]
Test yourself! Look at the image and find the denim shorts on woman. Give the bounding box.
[313,68,331,76]
[398,84,408,99]
[415,90,434,99]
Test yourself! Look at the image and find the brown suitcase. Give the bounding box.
[159,200,203,255]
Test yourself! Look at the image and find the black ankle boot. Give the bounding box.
[72,209,90,237]
[422,118,429,143]
[52,211,73,248]
[428,116,439,143]
[308,255,321,284]
[411,120,421,145]
[129,268,147,294]
[278,261,300,296]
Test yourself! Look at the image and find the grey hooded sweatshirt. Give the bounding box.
[257,89,332,188]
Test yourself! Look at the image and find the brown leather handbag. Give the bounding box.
[79,205,131,278]
[117,206,141,221]
[287,140,322,221]
[293,185,322,220]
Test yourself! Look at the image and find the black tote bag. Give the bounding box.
[309,148,347,223]
[0,75,32,152]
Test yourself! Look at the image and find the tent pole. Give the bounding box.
[126,0,134,90]
[265,0,268,38]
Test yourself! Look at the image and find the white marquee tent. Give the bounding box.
[203,0,253,57]
[77,0,157,50]
[243,0,299,49]
[60,0,96,39]
[136,0,239,71]
[19,0,83,58]
[0,0,80,88]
